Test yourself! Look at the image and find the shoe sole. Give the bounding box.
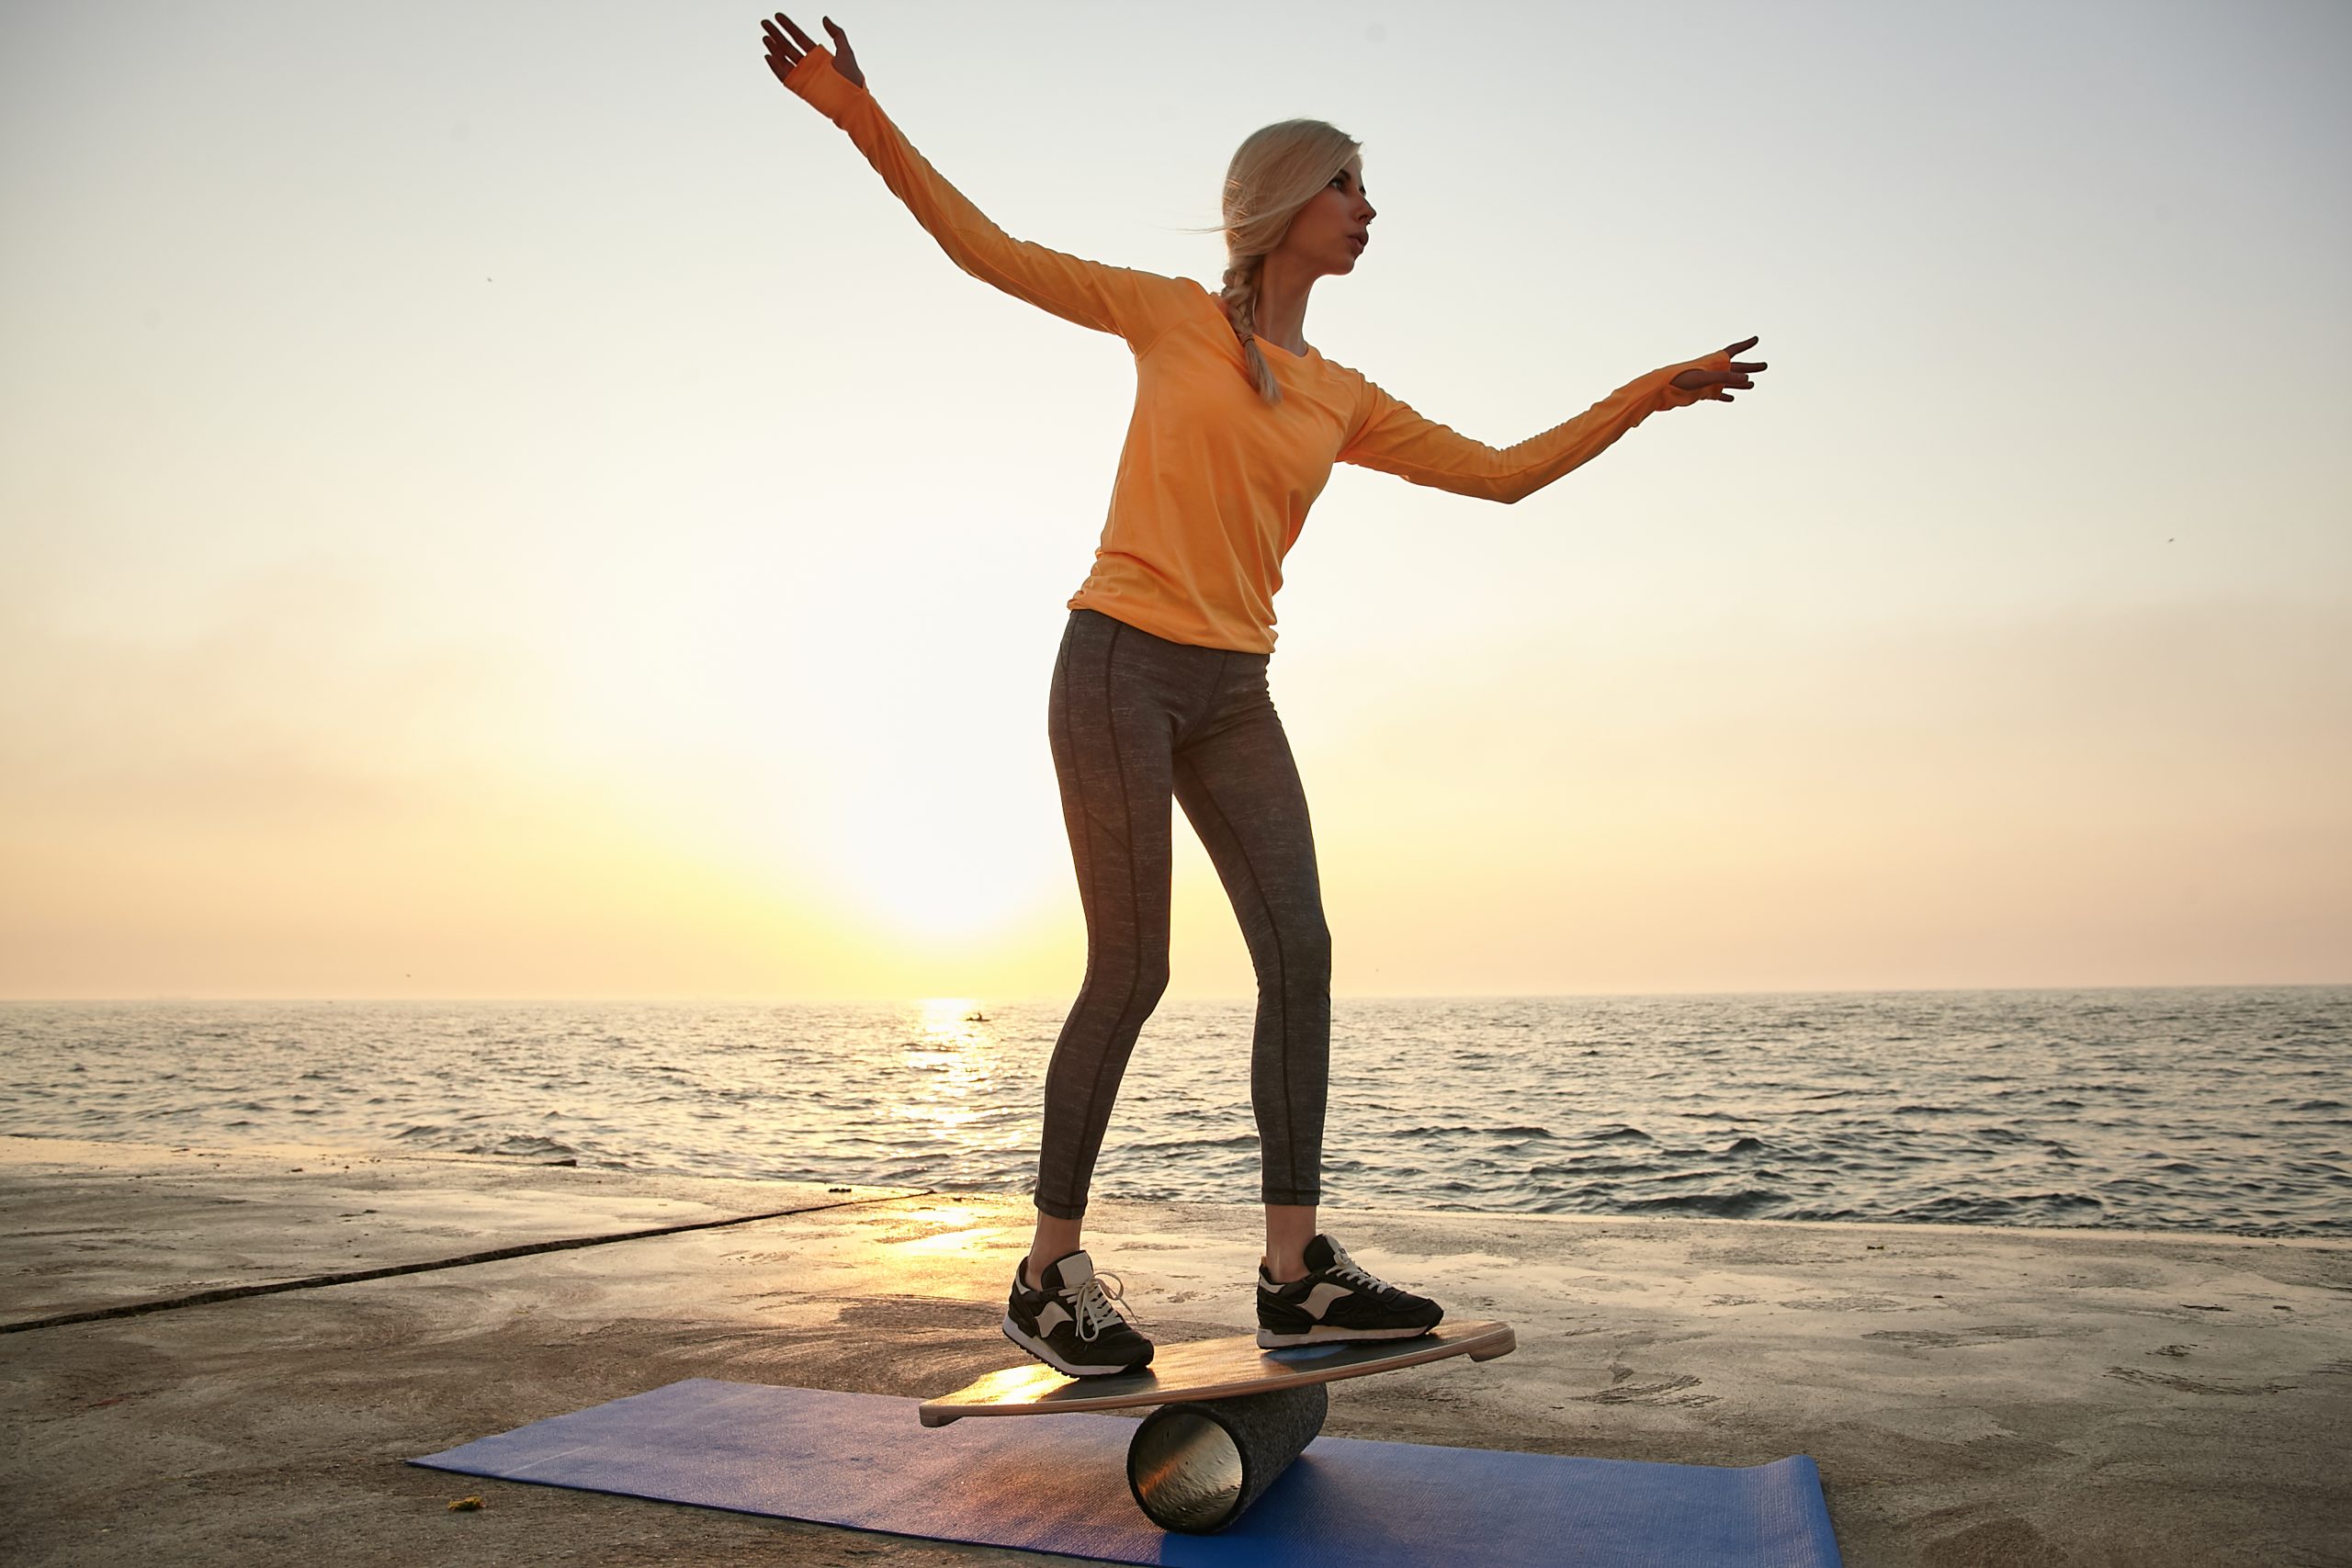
[1001,1313,1151,1378]
[1255,1321,1442,1348]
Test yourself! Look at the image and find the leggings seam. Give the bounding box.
[1191,650,1234,749]
[1175,750,1301,1205]
[1042,630,1080,1216]
[1062,618,1147,1216]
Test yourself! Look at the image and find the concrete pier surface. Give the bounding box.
[5,1135,2346,1567]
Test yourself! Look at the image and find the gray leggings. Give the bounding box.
[1033,608,1331,1220]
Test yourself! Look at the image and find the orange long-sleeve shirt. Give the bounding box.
[782,45,1730,653]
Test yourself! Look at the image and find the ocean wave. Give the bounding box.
[1617,1188,1786,1219]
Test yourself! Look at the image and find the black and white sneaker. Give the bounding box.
[1002,1249,1155,1378]
[1256,1233,1444,1348]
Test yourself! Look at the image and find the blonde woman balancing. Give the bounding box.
[761,13,1767,1378]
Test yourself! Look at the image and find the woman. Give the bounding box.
[761,12,1765,1378]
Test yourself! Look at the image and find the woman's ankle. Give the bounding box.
[1028,1208,1084,1291]
[1025,1249,1076,1285]
[1262,1202,1317,1284]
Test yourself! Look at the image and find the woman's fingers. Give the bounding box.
[764,11,861,91]
[1719,334,1767,382]
[762,12,817,73]
[761,17,798,77]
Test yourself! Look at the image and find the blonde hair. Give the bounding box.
[1170,118,1363,408]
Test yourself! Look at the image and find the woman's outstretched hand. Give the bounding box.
[762,11,865,90]
[1671,336,1767,401]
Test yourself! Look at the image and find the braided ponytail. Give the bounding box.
[1219,254,1280,406]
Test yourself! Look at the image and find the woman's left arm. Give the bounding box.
[1338,338,1766,505]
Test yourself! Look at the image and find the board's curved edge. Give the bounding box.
[1468,1325,1517,1360]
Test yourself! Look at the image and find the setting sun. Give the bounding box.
[809,766,1066,942]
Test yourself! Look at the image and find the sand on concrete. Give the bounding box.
[4,1134,2346,1567]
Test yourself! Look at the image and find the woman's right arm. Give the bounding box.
[761,15,1190,353]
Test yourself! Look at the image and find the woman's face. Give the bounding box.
[1280,157,1375,276]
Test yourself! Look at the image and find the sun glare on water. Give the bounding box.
[892,998,1034,1187]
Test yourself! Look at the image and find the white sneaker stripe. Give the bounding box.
[1304,1281,1353,1319]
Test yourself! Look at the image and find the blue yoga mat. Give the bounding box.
[413,1379,1841,1568]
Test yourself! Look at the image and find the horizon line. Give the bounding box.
[5,979,2346,1007]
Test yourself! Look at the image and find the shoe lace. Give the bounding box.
[1072,1269,1142,1342]
[1322,1242,1406,1300]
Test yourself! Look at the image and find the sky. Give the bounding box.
[2,0,2346,1001]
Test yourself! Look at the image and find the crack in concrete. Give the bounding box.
[0,1189,933,1335]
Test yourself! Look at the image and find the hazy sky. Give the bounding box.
[3,0,2346,1000]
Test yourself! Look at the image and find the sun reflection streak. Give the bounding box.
[896,998,1027,1170]
[899,1224,1012,1257]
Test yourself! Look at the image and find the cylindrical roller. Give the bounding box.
[1125,1381,1329,1533]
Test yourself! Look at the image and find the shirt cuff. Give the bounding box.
[783,42,866,125]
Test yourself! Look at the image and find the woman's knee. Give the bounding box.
[1136,951,1173,1010]
[1080,947,1171,1015]
[1298,916,1332,985]
[1251,909,1329,990]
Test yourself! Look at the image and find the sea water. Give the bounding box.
[2,987,2344,1237]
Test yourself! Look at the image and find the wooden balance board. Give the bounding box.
[920,1318,1515,1425]
[921,1321,1515,1535]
